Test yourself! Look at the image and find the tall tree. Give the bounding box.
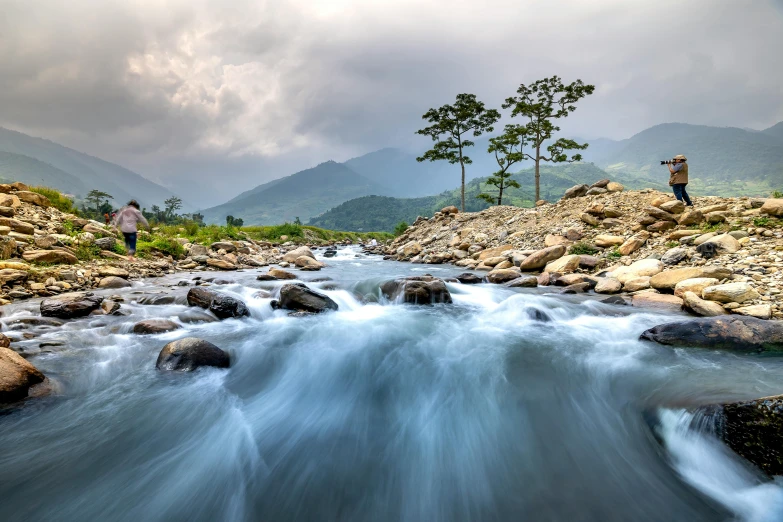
[416,93,500,211]
[503,76,595,202]
[85,190,113,217]
[477,124,526,206]
[164,196,183,220]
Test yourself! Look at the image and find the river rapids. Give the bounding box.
[1,247,783,521]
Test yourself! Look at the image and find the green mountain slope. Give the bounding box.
[201,161,388,225]
[763,121,783,141]
[0,127,184,209]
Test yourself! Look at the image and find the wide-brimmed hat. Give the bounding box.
[673,154,687,161]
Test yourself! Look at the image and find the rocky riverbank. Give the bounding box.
[382,180,783,320]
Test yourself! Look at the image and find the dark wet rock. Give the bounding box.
[308,277,333,283]
[98,276,132,289]
[288,311,317,318]
[323,250,337,258]
[601,295,629,306]
[640,316,783,353]
[136,295,179,306]
[560,282,591,294]
[276,283,338,314]
[5,317,65,328]
[40,293,103,319]
[177,310,219,324]
[133,319,182,335]
[186,287,250,319]
[0,347,45,403]
[380,276,453,305]
[256,274,277,281]
[101,300,121,315]
[456,273,483,284]
[155,337,229,372]
[176,281,190,287]
[527,308,551,322]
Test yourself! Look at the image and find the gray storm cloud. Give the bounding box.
[1,0,782,205]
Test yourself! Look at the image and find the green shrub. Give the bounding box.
[30,186,78,214]
[665,241,679,248]
[568,242,597,255]
[137,237,185,258]
[701,222,726,233]
[393,221,409,237]
[753,216,770,227]
[606,247,622,260]
[74,244,101,261]
[772,190,783,198]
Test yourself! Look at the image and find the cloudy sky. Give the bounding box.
[2,0,783,206]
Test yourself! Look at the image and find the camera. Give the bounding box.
[660,160,676,165]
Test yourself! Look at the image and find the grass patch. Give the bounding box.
[137,237,185,258]
[665,241,679,248]
[753,216,770,227]
[74,244,101,261]
[568,242,597,255]
[30,186,78,214]
[606,247,622,260]
[701,222,727,233]
[394,221,409,237]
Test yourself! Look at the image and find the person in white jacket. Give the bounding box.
[113,200,150,261]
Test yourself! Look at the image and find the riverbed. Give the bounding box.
[1,246,783,521]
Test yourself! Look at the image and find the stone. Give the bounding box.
[651,196,673,208]
[455,273,483,284]
[631,293,683,312]
[283,246,316,264]
[603,208,623,218]
[705,212,727,224]
[563,184,589,199]
[210,241,237,253]
[190,244,208,256]
[677,210,704,226]
[650,266,733,291]
[0,268,29,285]
[477,245,513,261]
[518,245,567,271]
[295,256,324,270]
[702,282,760,304]
[98,276,132,289]
[590,179,610,188]
[647,221,676,233]
[274,283,339,313]
[585,203,605,216]
[486,268,523,284]
[580,213,600,226]
[594,278,622,294]
[0,347,46,402]
[34,235,58,249]
[21,249,78,264]
[692,232,717,246]
[617,231,650,256]
[0,236,16,260]
[639,216,657,226]
[611,259,664,284]
[640,316,783,353]
[585,187,607,196]
[669,230,701,240]
[700,204,728,214]
[578,255,600,269]
[82,223,107,236]
[98,266,129,278]
[661,247,688,265]
[398,241,423,257]
[728,230,749,240]
[41,293,103,318]
[645,206,677,222]
[606,182,624,192]
[156,337,230,371]
[602,218,622,228]
[0,194,21,208]
[544,254,581,274]
[733,304,772,320]
[94,237,116,250]
[594,235,624,248]
[673,278,720,298]
[133,319,182,335]
[187,287,250,319]
[0,206,14,217]
[659,200,686,214]
[703,233,741,254]
[76,232,95,245]
[565,228,583,241]
[268,268,297,280]
[101,300,121,315]
[544,234,570,247]
[441,205,459,215]
[682,291,728,317]
[482,256,507,268]
[623,277,651,292]
[207,258,237,270]
[380,276,452,305]
[759,198,783,217]
[504,276,538,288]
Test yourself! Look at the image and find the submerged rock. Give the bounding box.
[275,283,338,313]
[640,315,783,353]
[156,337,229,371]
[0,347,45,403]
[186,287,250,319]
[380,276,453,305]
[455,273,483,284]
[133,319,182,335]
[40,293,104,319]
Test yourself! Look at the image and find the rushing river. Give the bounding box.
[2,247,783,521]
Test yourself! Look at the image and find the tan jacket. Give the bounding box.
[669,162,688,186]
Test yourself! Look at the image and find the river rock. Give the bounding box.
[594,278,622,294]
[0,347,46,402]
[661,248,688,265]
[94,237,116,250]
[693,233,717,246]
[283,246,315,264]
[676,209,704,226]
[640,315,783,352]
[544,254,580,274]
[504,275,538,288]
[760,198,783,217]
[486,268,522,284]
[207,258,237,270]
[133,319,182,335]
[268,268,297,280]
[186,287,250,319]
[518,245,566,271]
[156,337,230,371]
[478,245,513,261]
[650,267,732,291]
[702,282,760,304]
[732,304,773,320]
[41,293,104,318]
[563,184,589,199]
[0,236,16,260]
[703,234,741,254]
[210,241,237,253]
[98,276,132,289]
[398,241,422,257]
[595,235,624,248]
[617,231,650,256]
[456,273,483,284]
[645,206,677,222]
[544,234,570,247]
[623,277,651,292]
[631,293,683,312]
[380,276,452,305]
[673,278,720,298]
[682,291,727,317]
[659,200,685,214]
[580,213,600,226]
[98,266,129,278]
[610,259,664,284]
[296,256,324,271]
[22,249,78,264]
[276,283,339,313]
[647,221,676,233]
[606,182,624,192]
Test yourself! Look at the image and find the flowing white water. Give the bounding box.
[1,246,782,521]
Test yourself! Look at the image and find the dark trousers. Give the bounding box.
[123,232,138,254]
[671,183,692,206]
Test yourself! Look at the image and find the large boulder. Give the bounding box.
[380,276,452,305]
[398,241,423,257]
[659,200,685,214]
[703,234,741,254]
[682,291,728,317]
[206,258,238,270]
[759,199,783,217]
[210,241,237,253]
[563,184,589,199]
[486,268,522,284]
[661,247,689,265]
[544,254,581,274]
[733,304,773,320]
[268,268,297,280]
[22,249,78,264]
[640,315,783,353]
[676,209,704,226]
[0,236,16,260]
[518,245,566,271]
[610,259,664,284]
[504,275,539,288]
[645,206,677,222]
[594,278,622,294]
[98,266,129,278]
[631,293,683,312]
[295,256,325,271]
[94,237,116,250]
[186,287,250,319]
[98,276,132,289]
[132,319,182,335]
[606,182,624,192]
[156,337,230,371]
[650,266,732,291]
[0,348,46,403]
[477,245,514,261]
[276,283,339,313]
[673,278,720,298]
[283,246,316,264]
[455,273,483,284]
[702,282,760,304]
[617,231,650,256]
[41,293,104,318]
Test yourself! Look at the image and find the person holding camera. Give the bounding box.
[666,154,692,207]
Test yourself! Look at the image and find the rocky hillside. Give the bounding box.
[382,180,783,320]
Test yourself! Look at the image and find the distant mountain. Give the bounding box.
[0,127,184,209]
[201,161,388,225]
[762,121,783,141]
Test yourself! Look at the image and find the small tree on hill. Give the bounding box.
[164,196,182,221]
[85,189,113,218]
[416,93,500,212]
[226,215,244,228]
[477,124,526,206]
[503,76,595,202]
